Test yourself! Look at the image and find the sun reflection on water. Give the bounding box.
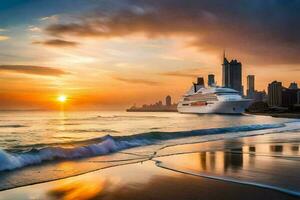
[48,178,107,200]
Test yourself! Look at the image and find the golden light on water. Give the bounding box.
[57,95,67,103]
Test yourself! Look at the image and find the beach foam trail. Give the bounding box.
[0,122,293,171]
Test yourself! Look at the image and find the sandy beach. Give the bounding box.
[1,130,300,200]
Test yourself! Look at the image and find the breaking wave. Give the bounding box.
[0,123,286,171]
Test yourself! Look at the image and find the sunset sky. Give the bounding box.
[0,0,300,110]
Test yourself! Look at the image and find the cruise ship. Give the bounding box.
[177,77,251,114]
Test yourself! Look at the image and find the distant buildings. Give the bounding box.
[222,53,243,94]
[289,82,298,89]
[268,81,283,107]
[166,95,172,106]
[253,90,267,102]
[282,87,299,107]
[157,101,163,106]
[246,75,266,102]
[267,81,300,108]
[193,77,205,92]
[127,95,177,112]
[219,53,299,110]
[197,77,205,86]
[208,74,215,87]
[246,75,255,99]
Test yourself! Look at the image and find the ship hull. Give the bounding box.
[177,100,251,114]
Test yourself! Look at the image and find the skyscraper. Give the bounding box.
[197,77,204,86]
[166,95,171,106]
[208,74,215,87]
[289,82,298,89]
[253,90,267,102]
[222,53,242,94]
[282,88,298,107]
[268,81,282,107]
[247,75,255,98]
[193,77,205,92]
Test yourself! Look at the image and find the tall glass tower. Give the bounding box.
[222,52,242,94]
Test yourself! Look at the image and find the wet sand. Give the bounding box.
[1,131,300,200]
[0,161,297,200]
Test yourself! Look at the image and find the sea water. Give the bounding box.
[0,110,299,190]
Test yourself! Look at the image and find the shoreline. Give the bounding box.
[126,110,177,112]
[1,130,300,199]
[247,112,300,119]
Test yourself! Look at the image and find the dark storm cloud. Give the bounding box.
[45,0,300,65]
[0,65,69,76]
[32,39,78,47]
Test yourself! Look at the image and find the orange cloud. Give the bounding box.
[160,70,198,78]
[0,65,69,76]
[112,76,160,85]
[32,39,78,47]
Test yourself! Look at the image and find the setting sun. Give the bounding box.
[57,95,67,103]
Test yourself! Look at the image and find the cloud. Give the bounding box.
[113,76,159,85]
[46,23,109,37]
[160,71,198,78]
[39,15,59,22]
[44,0,300,65]
[32,39,78,47]
[0,35,9,41]
[0,65,69,76]
[28,26,42,32]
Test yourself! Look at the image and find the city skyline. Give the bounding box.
[0,0,300,110]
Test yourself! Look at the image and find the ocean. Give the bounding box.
[0,111,300,191]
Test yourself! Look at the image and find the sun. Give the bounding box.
[57,95,67,103]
